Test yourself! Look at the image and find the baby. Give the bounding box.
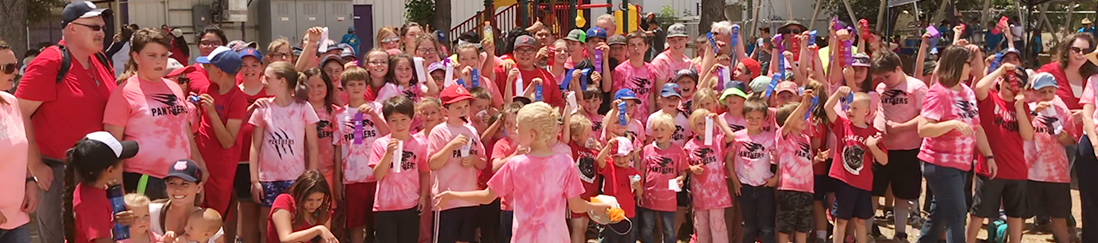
[164,209,223,243]
[122,194,159,243]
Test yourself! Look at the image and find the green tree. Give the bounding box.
[404,0,435,26]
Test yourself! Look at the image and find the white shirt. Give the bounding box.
[149,202,224,243]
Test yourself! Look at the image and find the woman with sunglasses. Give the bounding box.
[377,27,403,56]
[1072,33,1098,242]
[0,40,36,243]
[104,28,209,199]
[1038,34,1097,121]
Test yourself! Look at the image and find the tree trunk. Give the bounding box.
[809,0,823,30]
[930,0,951,25]
[876,0,887,32]
[699,0,725,35]
[432,0,452,39]
[1039,3,1058,44]
[0,0,29,58]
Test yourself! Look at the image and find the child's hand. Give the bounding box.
[249,97,273,110]
[450,134,470,149]
[764,176,779,187]
[460,157,475,168]
[690,165,704,175]
[508,67,520,81]
[434,190,455,208]
[304,27,323,43]
[461,66,474,83]
[867,133,881,147]
[731,180,742,196]
[163,231,177,243]
[537,46,550,59]
[842,67,856,84]
[0,211,6,225]
[531,77,544,86]
[1032,101,1051,114]
[318,226,338,243]
[949,120,974,136]
[357,103,376,116]
[387,138,401,154]
[814,149,830,163]
[114,210,135,226]
[251,182,264,204]
[199,94,216,111]
[596,43,610,52]
[801,90,815,104]
[836,86,852,97]
[591,71,603,85]
[419,196,429,212]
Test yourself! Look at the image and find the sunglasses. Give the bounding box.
[71,22,104,32]
[1070,46,1095,54]
[0,63,15,75]
[381,37,400,44]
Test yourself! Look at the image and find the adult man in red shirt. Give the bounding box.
[15,2,116,243]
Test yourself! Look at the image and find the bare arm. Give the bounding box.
[973,66,1006,101]
[305,123,319,170]
[1015,99,1035,141]
[442,188,498,205]
[271,209,331,243]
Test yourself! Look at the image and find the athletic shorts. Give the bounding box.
[832,182,873,220]
[776,190,814,234]
[1026,180,1071,218]
[123,172,167,200]
[234,163,253,200]
[261,180,294,207]
[344,182,378,229]
[871,149,922,200]
[970,175,1027,218]
[814,174,834,202]
[435,206,478,243]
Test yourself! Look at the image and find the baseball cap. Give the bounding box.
[613,137,634,157]
[660,83,683,98]
[440,85,475,106]
[740,58,762,79]
[170,28,183,38]
[166,65,195,78]
[237,48,263,63]
[341,48,356,59]
[1029,73,1057,90]
[667,24,689,38]
[607,35,627,46]
[776,81,798,95]
[227,40,258,52]
[564,29,587,43]
[614,89,640,101]
[852,53,871,67]
[586,27,608,41]
[292,46,303,57]
[79,131,140,161]
[166,159,203,182]
[749,76,773,93]
[319,54,344,67]
[720,87,749,104]
[514,35,538,49]
[674,69,699,83]
[427,62,446,74]
[196,46,242,75]
[164,58,185,76]
[61,1,112,28]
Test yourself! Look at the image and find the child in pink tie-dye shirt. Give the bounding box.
[435,102,610,242]
[684,108,737,243]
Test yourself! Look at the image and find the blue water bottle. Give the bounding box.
[108,184,129,240]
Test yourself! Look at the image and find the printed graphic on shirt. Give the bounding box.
[650,157,677,174]
[341,118,380,140]
[268,129,295,159]
[880,90,911,105]
[385,150,419,171]
[1035,116,1063,135]
[956,100,978,119]
[150,94,188,116]
[632,78,653,98]
[592,121,603,133]
[672,125,687,142]
[317,120,334,139]
[992,105,1019,132]
[693,147,717,165]
[577,150,597,183]
[797,141,812,159]
[842,144,865,175]
[729,124,746,131]
[739,142,767,159]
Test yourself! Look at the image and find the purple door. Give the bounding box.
[353,4,374,62]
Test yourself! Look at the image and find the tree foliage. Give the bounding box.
[28,0,67,25]
[404,0,435,26]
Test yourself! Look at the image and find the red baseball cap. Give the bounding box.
[166,65,196,78]
[739,58,761,80]
[440,85,475,106]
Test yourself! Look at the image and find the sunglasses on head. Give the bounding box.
[0,63,15,75]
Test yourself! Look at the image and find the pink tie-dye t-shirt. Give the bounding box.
[427,122,487,211]
[646,110,694,147]
[777,127,815,193]
[247,100,320,182]
[314,106,341,183]
[332,103,386,183]
[488,153,584,242]
[684,136,732,210]
[652,51,694,82]
[104,77,193,178]
[733,129,777,187]
[1025,98,1075,183]
[371,83,402,103]
[640,143,687,212]
[918,83,980,171]
[875,77,928,150]
[369,134,429,211]
[612,62,658,120]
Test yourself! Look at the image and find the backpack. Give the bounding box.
[54,45,114,83]
[986,218,1008,243]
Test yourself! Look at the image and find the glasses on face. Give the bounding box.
[0,63,16,75]
[515,48,537,55]
[71,22,104,32]
[1071,46,1095,54]
[417,48,437,55]
[200,41,223,47]
[270,52,291,59]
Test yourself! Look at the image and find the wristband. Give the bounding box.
[984,155,994,160]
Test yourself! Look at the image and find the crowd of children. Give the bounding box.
[16,3,1098,243]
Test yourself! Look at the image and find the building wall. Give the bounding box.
[123,0,261,62]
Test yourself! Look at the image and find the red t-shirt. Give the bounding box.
[493,66,564,108]
[14,43,117,160]
[828,117,886,191]
[599,163,640,218]
[74,184,112,243]
[975,94,1028,180]
[265,194,333,243]
[237,88,273,162]
[569,142,600,200]
[195,82,249,212]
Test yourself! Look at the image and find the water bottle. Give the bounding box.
[989,53,1002,74]
[108,184,130,240]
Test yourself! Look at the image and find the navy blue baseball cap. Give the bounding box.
[660,83,682,98]
[196,46,242,75]
[614,89,639,101]
[237,47,263,63]
[587,27,608,41]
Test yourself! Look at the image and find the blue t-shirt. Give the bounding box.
[983,32,1003,52]
[341,33,361,54]
[1079,27,1097,36]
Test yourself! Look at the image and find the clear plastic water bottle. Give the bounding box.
[108,184,129,240]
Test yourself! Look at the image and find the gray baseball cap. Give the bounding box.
[667,23,689,38]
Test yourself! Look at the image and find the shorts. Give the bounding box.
[832,182,873,220]
[123,172,167,200]
[344,182,378,228]
[776,190,814,234]
[435,206,478,243]
[1026,180,1071,218]
[871,149,922,200]
[678,175,692,207]
[374,207,420,242]
[813,174,834,202]
[234,163,253,200]
[970,175,1026,218]
[261,180,295,207]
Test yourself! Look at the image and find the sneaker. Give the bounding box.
[894,232,910,242]
[870,222,883,237]
[884,210,896,225]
